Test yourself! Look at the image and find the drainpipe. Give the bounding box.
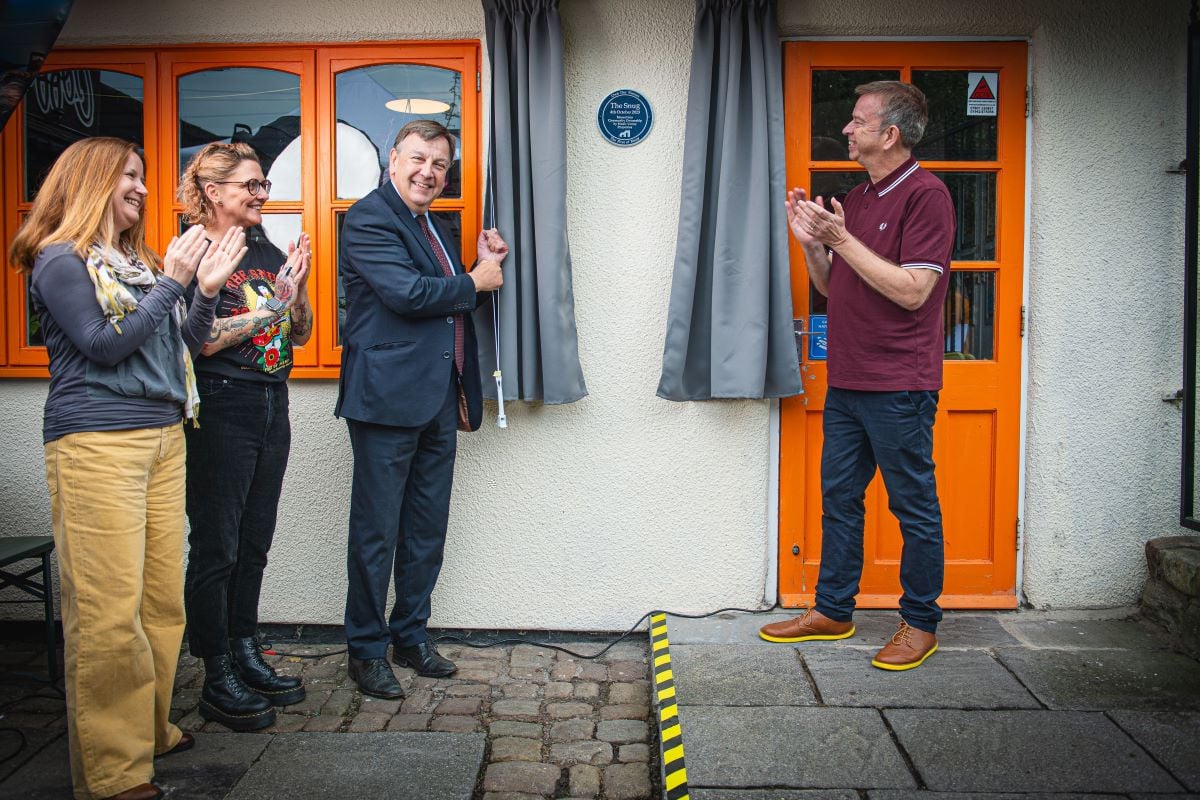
[1182,0,1200,530]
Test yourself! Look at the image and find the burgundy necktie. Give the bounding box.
[417,214,464,374]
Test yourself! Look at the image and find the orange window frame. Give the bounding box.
[0,42,481,379]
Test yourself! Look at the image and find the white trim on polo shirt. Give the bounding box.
[900,261,945,273]
[876,160,921,197]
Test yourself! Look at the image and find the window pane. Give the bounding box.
[335,64,463,200]
[24,70,144,201]
[931,171,996,261]
[178,68,302,200]
[811,70,899,161]
[944,271,995,360]
[913,71,998,161]
[25,275,44,347]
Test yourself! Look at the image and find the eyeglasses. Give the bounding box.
[211,178,272,196]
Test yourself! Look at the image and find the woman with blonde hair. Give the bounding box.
[176,142,311,731]
[10,136,245,800]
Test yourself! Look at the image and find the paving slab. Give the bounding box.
[802,649,1039,709]
[693,791,859,800]
[884,709,1183,793]
[666,611,1018,650]
[1001,616,1173,650]
[0,727,62,784]
[226,732,485,800]
[870,793,1126,800]
[1108,711,1200,791]
[670,645,817,706]
[0,732,271,800]
[153,733,273,799]
[996,647,1200,710]
[678,705,915,789]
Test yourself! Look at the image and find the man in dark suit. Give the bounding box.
[336,119,506,699]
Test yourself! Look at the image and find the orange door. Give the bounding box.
[779,41,1026,609]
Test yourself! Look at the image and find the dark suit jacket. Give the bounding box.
[335,183,486,431]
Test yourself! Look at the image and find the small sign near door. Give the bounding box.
[967,72,999,116]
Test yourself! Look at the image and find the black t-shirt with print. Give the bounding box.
[189,227,294,383]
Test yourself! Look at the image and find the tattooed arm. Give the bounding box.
[289,292,313,346]
[199,307,283,356]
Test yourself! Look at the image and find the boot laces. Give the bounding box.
[890,622,914,645]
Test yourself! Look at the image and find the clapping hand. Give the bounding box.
[276,233,311,309]
[161,225,212,286]
[195,226,248,299]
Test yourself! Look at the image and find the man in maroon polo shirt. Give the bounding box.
[759,81,955,670]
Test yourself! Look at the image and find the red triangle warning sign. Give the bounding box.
[970,76,995,100]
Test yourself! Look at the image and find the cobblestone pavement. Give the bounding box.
[166,637,659,800]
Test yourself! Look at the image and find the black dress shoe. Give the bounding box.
[158,732,194,757]
[391,641,457,678]
[348,656,405,699]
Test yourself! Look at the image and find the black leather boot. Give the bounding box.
[230,637,306,706]
[199,653,275,731]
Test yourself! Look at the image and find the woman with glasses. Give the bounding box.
[177,142,312,731]
[10,136,245,800]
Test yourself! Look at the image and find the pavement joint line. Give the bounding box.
[989,646,1050,710]
[795,647,826,705]
[649,612,690,800]
[1103,709,1190,789]
[877,707,928,790]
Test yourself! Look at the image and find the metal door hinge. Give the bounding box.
[476,72,481,92]
[1025,85,1031,118]
[1015,516,1022,550]
[1020,304,1026,337]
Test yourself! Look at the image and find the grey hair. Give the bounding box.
[855,80,928,149]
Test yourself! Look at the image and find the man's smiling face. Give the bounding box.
[389,132,451,215]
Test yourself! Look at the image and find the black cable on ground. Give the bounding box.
[263,604,789,661]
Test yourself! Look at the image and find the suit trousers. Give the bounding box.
[45,425,187,799]
[184,377,290,657]
[344,374,459,659]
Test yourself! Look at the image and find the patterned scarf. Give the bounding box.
[84,243,200,424]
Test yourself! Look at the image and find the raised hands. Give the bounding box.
[785,188,848,249]
[161,225,213,287]
[195,226,249,299]
[276,233,312,310]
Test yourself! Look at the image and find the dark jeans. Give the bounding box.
[344,376,458,659]
[814,387,944,633]
[184,376,290,657]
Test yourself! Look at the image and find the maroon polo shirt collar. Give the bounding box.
[866,156,921,197]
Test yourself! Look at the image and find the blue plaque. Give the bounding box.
[597,89,653,147]
[808,315,828,361]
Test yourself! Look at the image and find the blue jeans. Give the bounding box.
[184,377,290,657]
[814,387,944,633]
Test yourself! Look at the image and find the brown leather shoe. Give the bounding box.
[871,621,938,670]
[759,608,855,642]
[158,732,194,757]
[102,784,163,800]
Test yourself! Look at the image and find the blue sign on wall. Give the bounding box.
[597,89,653,147]
[808,315,828,361]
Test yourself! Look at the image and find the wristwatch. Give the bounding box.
[261,296,286,314]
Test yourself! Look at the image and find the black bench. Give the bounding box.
[0,536,58,684]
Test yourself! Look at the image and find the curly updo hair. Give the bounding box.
[178,141,260,226]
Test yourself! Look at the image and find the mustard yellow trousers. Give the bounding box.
[45,425,187,799]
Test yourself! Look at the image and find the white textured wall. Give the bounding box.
[0,0,1189,624]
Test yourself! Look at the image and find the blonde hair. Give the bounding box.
[179,141,260,226]
[9,137,159,273]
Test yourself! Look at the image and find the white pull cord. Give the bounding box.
[487,172,507,428]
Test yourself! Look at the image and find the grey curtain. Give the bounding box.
[477,0,587,404]
[657,0,802,401]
